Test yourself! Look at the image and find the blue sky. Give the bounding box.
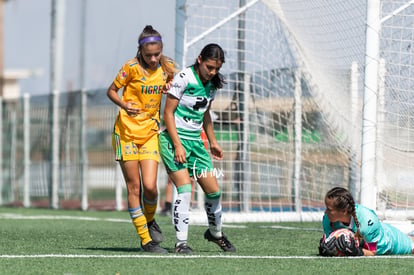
[5,0,176,94]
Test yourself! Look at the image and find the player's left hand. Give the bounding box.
[335,235,364,256]
[210,143,223,160]
[174,144,187,164]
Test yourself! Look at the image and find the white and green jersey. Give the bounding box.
[167,66,216,140]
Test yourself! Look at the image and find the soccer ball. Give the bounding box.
[324,228,359,256]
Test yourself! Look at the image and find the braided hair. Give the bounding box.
[325,187,361,238]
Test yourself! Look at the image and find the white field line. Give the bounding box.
[259,225,322,231]
[0,213,322,230]
[1,254,414,259]
[0,213,245,228]
[1,213,414,259]
[0,213,130,223]
[3,213,408,233]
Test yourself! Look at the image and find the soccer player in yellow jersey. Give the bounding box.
[107,25,177,253]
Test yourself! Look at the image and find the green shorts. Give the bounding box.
[159,131,213,178]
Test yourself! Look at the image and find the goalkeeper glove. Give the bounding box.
[335,234,364,256]
[318,235,337,256]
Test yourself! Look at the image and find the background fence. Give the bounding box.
[1,0,414,223]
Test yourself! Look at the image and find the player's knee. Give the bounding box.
[177,183,192,194]
[127,182,141,196]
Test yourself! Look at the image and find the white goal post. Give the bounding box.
[175,0,414,223]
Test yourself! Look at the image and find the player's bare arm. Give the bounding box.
[164,94,186,163]
[106,82,140,116]
[203,106,222,160]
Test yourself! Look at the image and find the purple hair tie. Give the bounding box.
[138,36,162,45]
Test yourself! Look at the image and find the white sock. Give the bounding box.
[173,190,191,245]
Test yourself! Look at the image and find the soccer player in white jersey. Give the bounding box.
[319,187,414,256]
[159,43,236,253]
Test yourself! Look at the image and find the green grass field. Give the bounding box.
[1,207,413,275]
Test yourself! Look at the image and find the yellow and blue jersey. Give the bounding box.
[113,58,171,144]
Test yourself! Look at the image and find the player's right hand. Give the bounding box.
[124,101,140,117]
[162,81,173,94]
[318,235,337,256]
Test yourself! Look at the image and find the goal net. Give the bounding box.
[175,0,414,223]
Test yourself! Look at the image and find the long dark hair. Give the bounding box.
[136,25,177,79]
[193,43,226,89]
[325,187,361,235]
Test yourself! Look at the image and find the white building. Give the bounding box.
[3,69,41,100]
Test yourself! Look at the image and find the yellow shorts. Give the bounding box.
[112,133,159,162]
